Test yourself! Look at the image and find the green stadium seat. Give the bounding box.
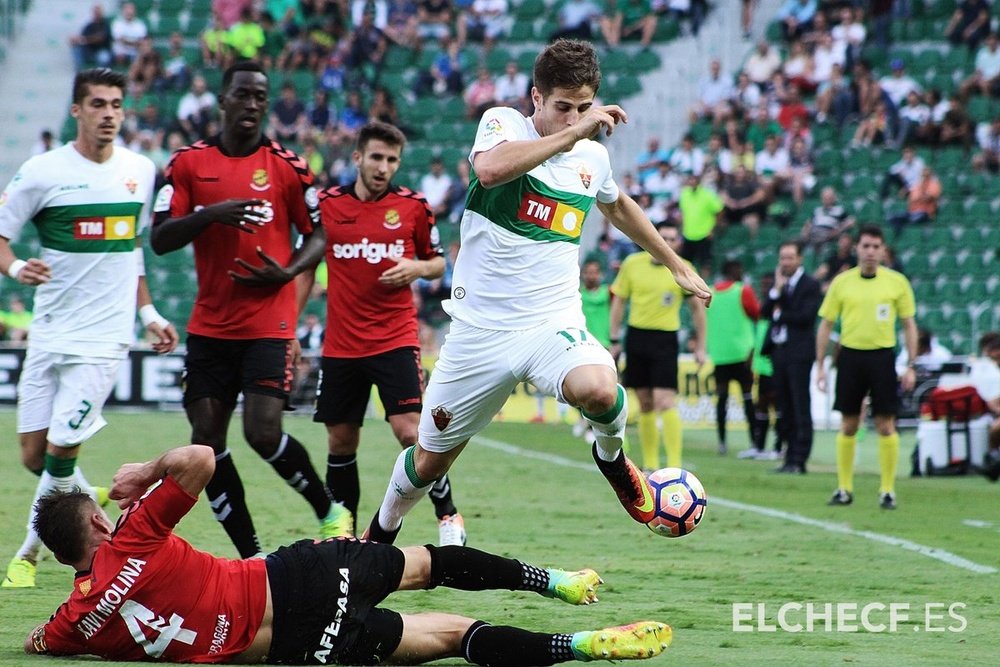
[632,49,662,72]
[517,50,537,72]
[150,15,183,38]
[484,48,513,73]
[913,49,943,72]
[509,22,534,41]
[516,0,546,20]
[157,0,188,16]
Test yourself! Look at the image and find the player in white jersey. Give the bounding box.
[0,68,178,588]
[362,40,712,544]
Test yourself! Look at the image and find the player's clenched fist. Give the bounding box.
[576,105,629,140]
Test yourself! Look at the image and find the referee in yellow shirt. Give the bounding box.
[815,225,918,510]
[610,221,707,471]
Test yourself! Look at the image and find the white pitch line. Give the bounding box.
[475,436,998,575]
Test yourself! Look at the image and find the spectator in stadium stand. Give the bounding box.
[29,129,61,156]
[972,116,1000,172]
[886,165,941,239]
[787,135,814,206]
[161,32,192,92]
[307,88,338,136]
[721,164,767,238]
[894,327,952,375]
[110,1,147,67]
[945,0,991,52]
[338,90,368,139]
[602,0,657,49]
[741,0,754,40]
[831,6,866,72]
[689,59,734,126]
[610,221,707,471]
[879,59,921,116]
[550,0,606,42]
[937,94,974,149]
[880,144,924,200]
[744,105,781,151]
[754,134,791,204]
[959,32,1000,100]
[214,0,253,28]
[661,0,708,37]
[359,40,711,547]
[717,136,753,177]
[817,225,918,510]
[150,61,335,558]
[455,0,509,51]
[813,231,856,292]
[811,32,845,89]
[725,72,762,121]
[642,161,680,223]
[444,158,471,223]
[0,68,178,589]
[69,4,112,69]
[892,89,931,148]
[869,0,896,51]
[799,186,854,258]
[850,98,891,148]
[706,260,760,457]
[199,11,229,68]
[347,10,389,87]
[743,39,782,89]
[464,67,498,119]
[23,444,670,665]
[798,8,828,49]
[635,136,671,183]
[776,85,809,131]
[382,0,421,49]
[0,295,32,342]
[775,0,817,42]
[176,74,218,142]
[668,133,704,176]
[369,87,404,131]
[494,60,531,112]
[977,333,1000,481]
[127,37,165,96]
[269,82,309,145]
[420,156,454,219]
[678,172,723,278]
[352,0,390,29]
[258,11,290,70]
[226,6,266,61]
[416,0,454,42]
[762,240,820,474]
[296,122,466,544]
[781,40,815,94]
[414,35,466,97]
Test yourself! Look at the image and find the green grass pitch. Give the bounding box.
[0,410,997,666]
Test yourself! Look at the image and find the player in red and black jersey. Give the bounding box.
[297,122,465,546]
[150,61,334,558]
[25,444,672,665]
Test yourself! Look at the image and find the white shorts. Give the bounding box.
[418,313,615,451]
[17,348,123,447]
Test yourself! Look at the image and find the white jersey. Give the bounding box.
[0,144,155,358]
[449,106,619,330]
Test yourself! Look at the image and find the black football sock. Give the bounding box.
[754,410,770,450]
[206,451,261,558]
[742,393,757,447]
[325,453,360,517]
[265,433,331,519]
[428,473,458,519]
[716,392,729,445]
[426,545,548,592]
[462,622,570,666]
[364,509,401,544]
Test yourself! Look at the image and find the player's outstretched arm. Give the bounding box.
[598,193,712,305]
[151,198,267,254]
[109,444,216,508]
[474,105,626,189]
[230,226,327,287]
[0,237,51,285]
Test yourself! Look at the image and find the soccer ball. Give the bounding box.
[645,467,707,538]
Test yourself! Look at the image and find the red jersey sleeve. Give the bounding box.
[271,140,320,235]
[407,187,444,260]
[110,476,198,554]
[741,283,761,321]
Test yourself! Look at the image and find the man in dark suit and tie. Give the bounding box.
[762,241,821,473]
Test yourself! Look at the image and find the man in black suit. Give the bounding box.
[762,241,821,473]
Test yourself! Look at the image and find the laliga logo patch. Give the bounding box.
[577,163,593,189]
[483,117,503,138]
[431,406,453,431]
[384,209,401,229]
[123,178,138,195]
[250,169,271,192]
[78,579,92,595]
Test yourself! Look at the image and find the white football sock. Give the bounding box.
[16,471,77,562]
[585,385,628,461]
[376,446,434,532]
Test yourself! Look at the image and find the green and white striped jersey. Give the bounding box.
[0,144,155,357]
[449,106,619,330]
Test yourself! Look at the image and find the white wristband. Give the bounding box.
[134,248,146,277]
[7,259,26,280]
[139,304,169,328]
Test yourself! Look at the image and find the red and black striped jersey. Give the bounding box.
[319,182,442,358]
[154,136,318,339]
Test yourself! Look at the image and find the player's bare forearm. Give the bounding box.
[136,274,153,308]
[285,227,327,278]
[295,270,316,316]
[816,318,834,366]
[609,294,625,341]
[110,445,215,507]
[151,209,215,254]
[422,255,446,280]
[902,316,919,364]
[690,296,707,349]
[473,134,578,188]
[600,195,681,270]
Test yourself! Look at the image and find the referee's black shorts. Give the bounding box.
[833,347,899,417]
[623,328,679,390]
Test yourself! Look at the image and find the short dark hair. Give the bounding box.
[32,490,94,564]
[533,39,601,97]
[72,68,126,104]
[655,220,680,232]
[222,60,267,92]
[778,240,803,256]
[979,331,1000,353]
[857,224,885,242]
[722,259,744,281]
[357,121,407,153]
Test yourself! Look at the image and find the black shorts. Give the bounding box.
[265,538,406,665]
[623,328,679,390]
[713,360,753,394]
[834,347,899,417]
[183,335,294,408]
[681,237,712,268]
[314,347,424,425]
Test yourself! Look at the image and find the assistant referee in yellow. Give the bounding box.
[815,224,917,510]
[610,221,707,471]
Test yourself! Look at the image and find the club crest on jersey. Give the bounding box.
[516,193,584,239]
[123,177,138,194]
[577,163,593,189]
[250,169,271,191]
[431,406,453,431]
[78,579,92,595]
[384,209,402,229]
